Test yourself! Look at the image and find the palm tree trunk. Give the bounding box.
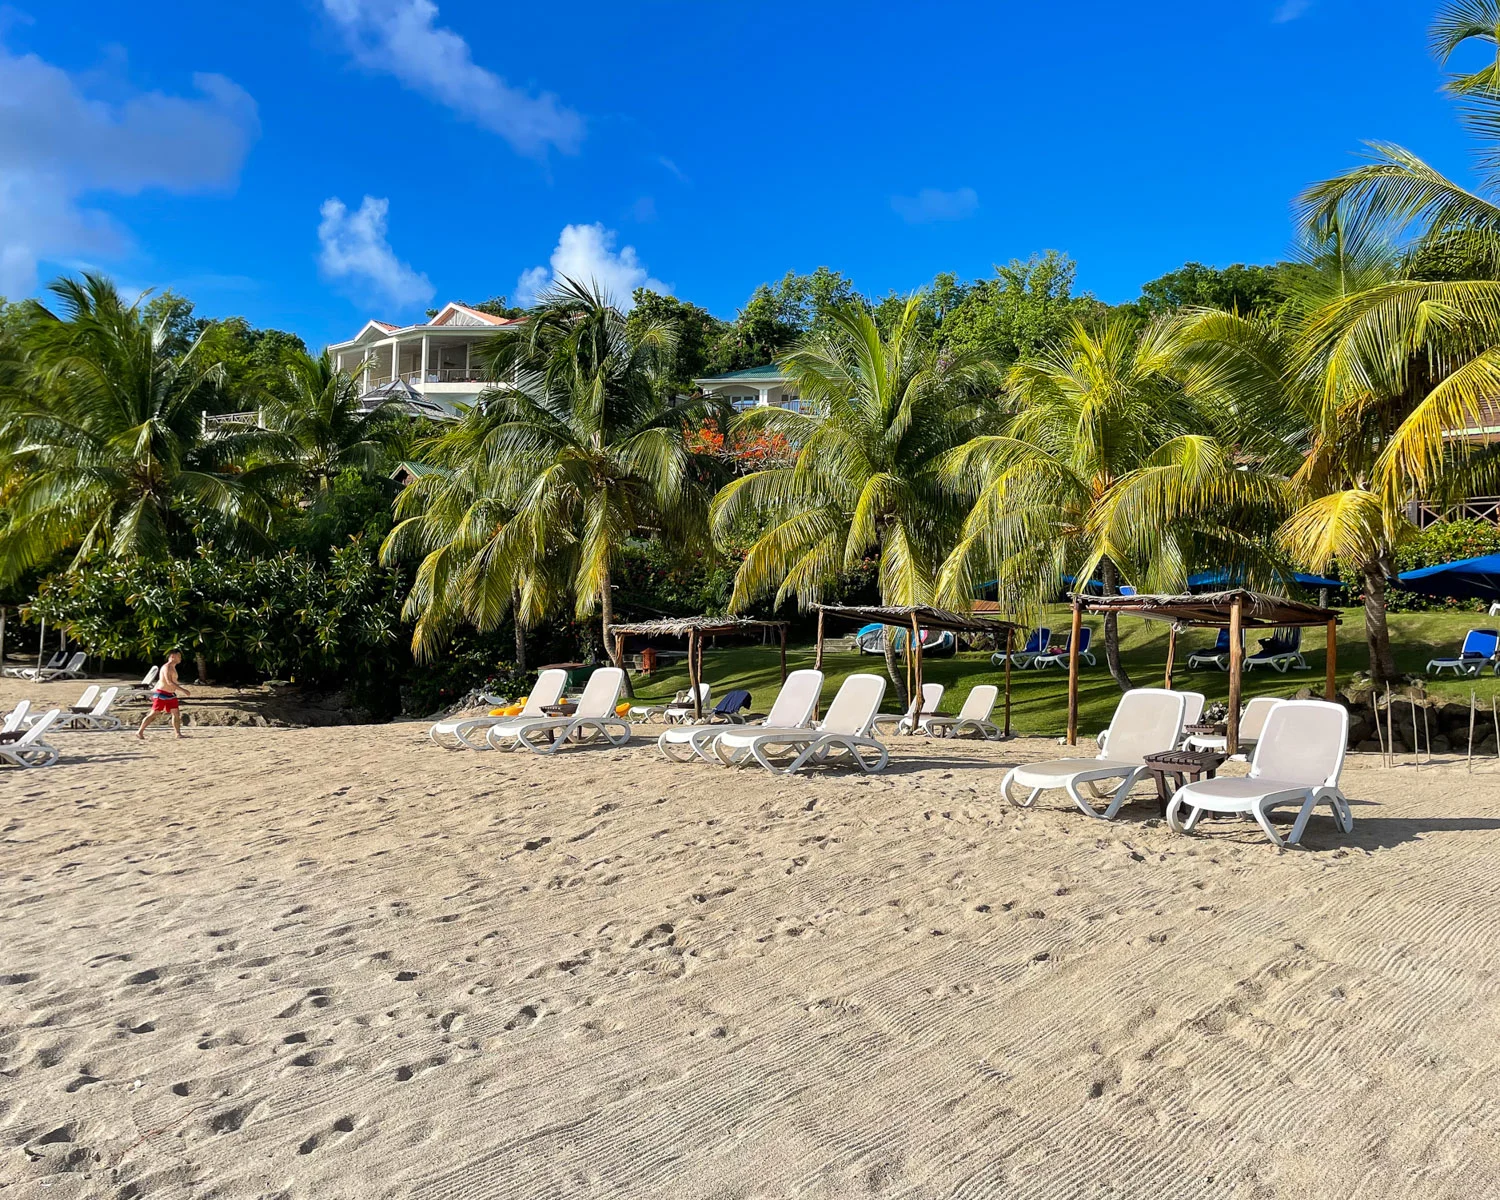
[882,628,909,712]
[1100,558,1133,692]
[600,568,633,699]
[1361,562,1398,684]
[512,595,526,672]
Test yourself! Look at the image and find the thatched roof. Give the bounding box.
[814,603,1021,634]
[1076,589,1340,629]
[607,617,788,638]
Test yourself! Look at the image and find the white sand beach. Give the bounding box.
[4,681,1500,1199]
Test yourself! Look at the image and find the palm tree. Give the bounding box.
[713,298,995,706]
[0,274,282,582]
[265,350,402,496]
[938,314,1279,691]
[387,277,717,670]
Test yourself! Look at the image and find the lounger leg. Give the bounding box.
[454,724,495,751]
[1064,778,1108,819]
[1165,793,1190,834]
[1102,768,1146,819]
[1250,800,1287,847]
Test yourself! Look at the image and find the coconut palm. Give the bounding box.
[265,350,402,496]
[713,298,996,706]
[938,314,1280,691]
[387,276,717,669]
[0,274,283,582]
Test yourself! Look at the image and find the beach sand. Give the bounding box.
[4,677,1500,1199]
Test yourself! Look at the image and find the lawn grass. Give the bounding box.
[622,606,1500,735]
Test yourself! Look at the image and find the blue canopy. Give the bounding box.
[1396,553,1500,601]
[1187,568,1342,591]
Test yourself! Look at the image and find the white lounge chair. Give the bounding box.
[19,651,87,682]
[1001,688,1186,819]
[429,668,568,749]
[1031,628,1095,669]
[1182,695,1280,759]
[1,699,31,733]
[505,667,631,754]
[873,682,944,737]
[1167,700,1353,847]
[54,686,121,731]
[656,670,824,763]
[992,628,1050,668]
[4,650,66,679]
[715,673,889,775]
[628,685,698,722]
[1186,628,1243,671]
[1243,628,1309,673]
[920,684,1003,740]
[1426,629,1500,677]
[1099,690,1203,751]
[0,709,61,768]
[662,683,712,724]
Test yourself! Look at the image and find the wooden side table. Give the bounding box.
[1143,748,1229,816]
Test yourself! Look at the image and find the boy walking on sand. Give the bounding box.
[137,649,191,740]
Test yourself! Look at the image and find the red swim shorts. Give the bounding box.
[150,692,180,713]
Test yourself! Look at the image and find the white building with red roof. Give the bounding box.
[326,302,523,418]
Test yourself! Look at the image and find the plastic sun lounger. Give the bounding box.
[992,628,1050,668]
[1186,628,1242,671]
[1001,688,1186,820]
[506,667,631,754]
[54,687,122,731]
[19,652,87,682]
[1031,628,1095,670]
[1097,691,1203,751]
[1182,695,1280,760]
[656,670,823,763]
[0,709,62,768]
[429,668,567,749]
[872,683,944,737]
[1167,700,1353,848]
[4,651,66,679]
[1427,629,1500,677]
[662,684,713,724]
[1243,628,1309,673]
[714,673,889,775]
[920,684,1004,740]
[1,699,31,733]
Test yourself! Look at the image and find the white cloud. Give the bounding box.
[891,187,979,224]
[1273,0,1311,20]
[0,37,258,297]
[322,0,582,157]
[317,196,434,308]
[515,223,668,309]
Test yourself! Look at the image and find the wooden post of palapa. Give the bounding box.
[814,609,824,671]
[779,624,787,683]
[1325,617,1337,701]
[1003,624,1013,739]
[1065,599,1082,746]
[1226,597,1244,755]
[1164,626,1177,690]
[687,627,702,723]
[910,613,923,735]
[693,628,704,719]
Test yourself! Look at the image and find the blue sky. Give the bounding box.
[0,0,1476,352]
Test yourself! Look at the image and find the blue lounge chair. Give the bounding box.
[1032,627,1095,670]
[991,627,1050,668]
[1427,629,1500,677]
[1186,628,1244,671]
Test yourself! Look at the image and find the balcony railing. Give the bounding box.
[1410,496,1500,528]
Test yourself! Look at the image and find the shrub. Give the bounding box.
[1341,520,1500,612]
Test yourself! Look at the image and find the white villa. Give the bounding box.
[692,365,804,412]
[327,302,523,418]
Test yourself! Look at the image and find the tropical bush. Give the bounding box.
[1343,519,1500,612]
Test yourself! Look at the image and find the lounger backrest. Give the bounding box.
[820,673,886,736]
[1239,695,1281,742]
[1461,628,1500,659]
[63,652,85,673]
[2,699,30,733]
[1250,699,1347,788]
[140,665,161,687]
[763,669,823,728]
[673,683,710,706]
[957,684,999,722]
[1212,628,1231,652]
[20,709,59,745]
[1179,692,1206,728]
[75,685,100,710]
[519,669,569,717]
[1024,629,1048,654]
[908,682,943,719]
[1099,688,1186,763]
[90,687,119,715]
[575,667,625,718]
